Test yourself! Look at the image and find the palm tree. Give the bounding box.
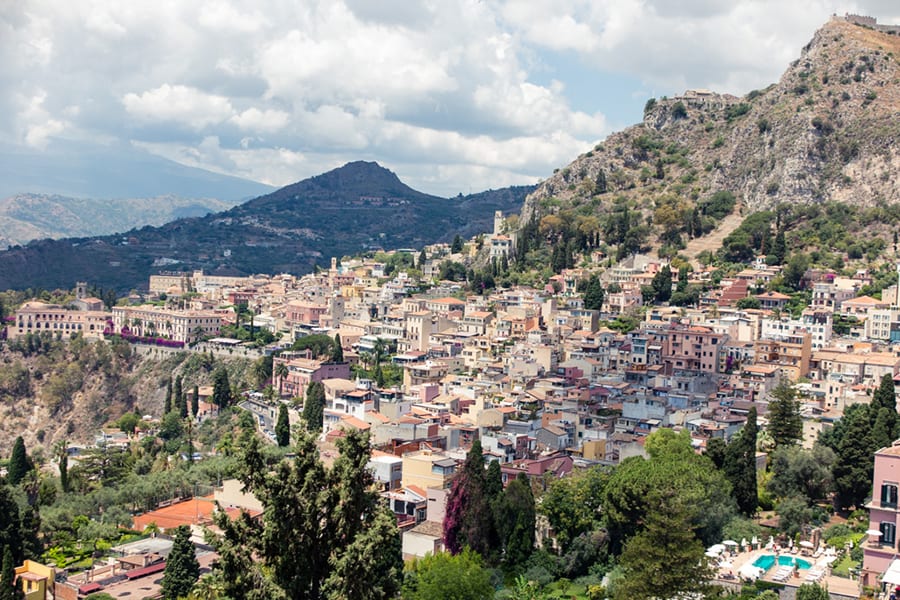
[189,573,226,600]
[274,361,288,397]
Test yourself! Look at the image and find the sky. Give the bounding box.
[3,1,900,198]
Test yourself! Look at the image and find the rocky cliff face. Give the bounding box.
[521,18,900,225]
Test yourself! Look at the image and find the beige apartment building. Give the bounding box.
[11,301,109,340]
[111,305,221,343]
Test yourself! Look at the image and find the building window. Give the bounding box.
[882,483,899,508]
[881,521,896,546]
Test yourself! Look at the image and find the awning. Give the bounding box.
[882,559,900,585]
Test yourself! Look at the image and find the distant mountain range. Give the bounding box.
[0,140,273,201]
[0,193,240,248]
[0,161,533,292]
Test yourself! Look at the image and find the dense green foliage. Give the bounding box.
[402,549,493,600]
[603,429,736,550]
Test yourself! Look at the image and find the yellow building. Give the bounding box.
[15,560,53,600]
[400,450,457,490]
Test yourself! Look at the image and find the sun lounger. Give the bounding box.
[805,569,825,582]
[772,567,793,582]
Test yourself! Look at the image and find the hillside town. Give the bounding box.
[7,210,900,598]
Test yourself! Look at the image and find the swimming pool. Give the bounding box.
[752,554,812,571]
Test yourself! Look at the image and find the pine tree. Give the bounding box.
[614,493,712,600]
[331,334,344,363]
[0,546,23,600]
[767,378,802,448]
[303,382,325,433]
[191,385,199,418]
[418,248,427,268]
[275,404,290,447]
[724,407,759,516]
[7,437,29,486]
[451,235,463,254]
[161,525,200,600]
[212,431,401,599]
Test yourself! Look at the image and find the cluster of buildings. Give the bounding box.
[12,222,900,580]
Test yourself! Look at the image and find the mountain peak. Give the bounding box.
[522,15,900,224]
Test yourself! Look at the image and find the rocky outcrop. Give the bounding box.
[522,18,900,225]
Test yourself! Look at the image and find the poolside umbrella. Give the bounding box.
[751,535,759,548]
[741,538,748,549]
[799,541,814,548]
[722,540,738,547]
[705,550,720,558]
[787,538,793,548]
[866,529,884,537]
[739,564,763,580]
[708,544,726,554]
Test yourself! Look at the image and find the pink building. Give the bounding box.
[662,324,723,375]
[862,442,900,588]
[272,353,350,399]
[285,301,328,327]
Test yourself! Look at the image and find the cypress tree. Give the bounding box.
[331,334,344,363]
[724,407,759,516]
[872,373,898,438]
[164,377,173,415]
[0,546,23,600]
[161,526,200,600]
[276,403,290,447]
[496,473,535,568]
[303,382,325,433]
[212,367,231,408]
[582,274,605,311]
[173,376,184,416]
[59,448,69,494]
[833,404,875,510]
[651,265,673,303]
[767,379,802,448]
[772,229,787,265]
[191,385,199,418]
[7,437,28,486]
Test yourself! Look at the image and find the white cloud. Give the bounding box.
[122,84,234,129]
[230,107,290,132]
[5,0,900,197]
